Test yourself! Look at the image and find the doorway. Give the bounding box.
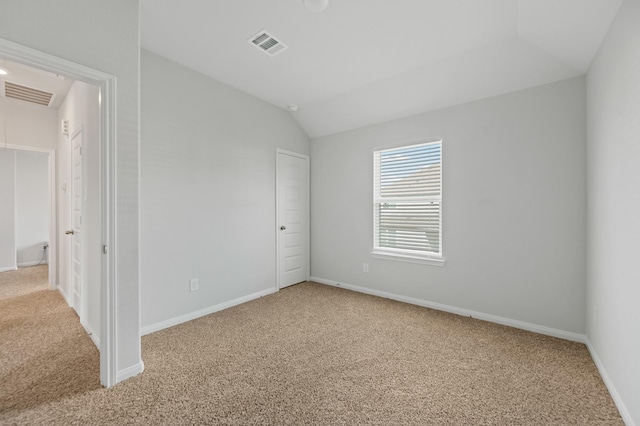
[0,38,117,387]
[276,149,310,289]
[0,146,55,286]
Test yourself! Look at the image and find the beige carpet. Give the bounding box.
[0,278,622,425]
[0,265,101,424]
[0,265,50,299]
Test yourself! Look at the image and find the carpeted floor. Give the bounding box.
[0,276,622,425]
[0,265,50,299]
[0,265,101,424]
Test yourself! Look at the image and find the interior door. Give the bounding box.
[68,128,83,315]
[277,150,309,289]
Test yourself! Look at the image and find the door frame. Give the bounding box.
[275,148,310,290]
[0,38,117,387]
[3,144,56,289]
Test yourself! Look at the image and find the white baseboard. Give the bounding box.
[586,339,636,426]
[89,331,100,349]
[0,266,18,273]
[57,285,73,308]
[17,260,48,267]
[140,287,279,336]
[116,360,144,383]
[310,276,587,343]
[80,319,101,350]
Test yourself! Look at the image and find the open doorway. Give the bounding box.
[0,146,56,283]
[0,58,60,286]
[0,147,52,269]
[1,55,101,355]
[0,38,117,387]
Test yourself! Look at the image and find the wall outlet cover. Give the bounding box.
[189,278,199,292]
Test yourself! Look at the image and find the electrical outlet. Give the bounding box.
[189,278,199,292]
[363,263,369,273]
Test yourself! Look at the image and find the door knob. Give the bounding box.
[280,226,286,231]
[65,230,75,235]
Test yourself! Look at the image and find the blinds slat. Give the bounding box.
[379,232,440,239]
[381,190,440,197]
[380,181,441,188]
[380,164,440,174]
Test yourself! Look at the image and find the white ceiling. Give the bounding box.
[140,0,623,139]
[0,59,73,109]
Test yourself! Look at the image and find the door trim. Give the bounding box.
[0,38,117,387]
[276,148,310,290]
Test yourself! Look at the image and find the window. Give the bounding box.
[373,140,443,265]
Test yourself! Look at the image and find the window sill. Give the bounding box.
[371,250,446,267]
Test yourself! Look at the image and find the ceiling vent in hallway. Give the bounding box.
[248,30,288,56]
[3,81,55,107]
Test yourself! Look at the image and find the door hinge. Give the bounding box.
[102,245,108,254]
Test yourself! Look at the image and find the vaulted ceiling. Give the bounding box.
[140,0,622,138]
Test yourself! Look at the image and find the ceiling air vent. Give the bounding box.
[3,81,55,107]
[248,30,288,56]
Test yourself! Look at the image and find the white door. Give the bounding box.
[277,150,309,289]
[68,128,83,315]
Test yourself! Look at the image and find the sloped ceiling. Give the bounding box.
[140,0,622,138]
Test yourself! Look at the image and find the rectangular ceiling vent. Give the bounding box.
[3,81,55,107]
[248,30,288,57]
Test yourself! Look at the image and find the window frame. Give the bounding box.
[371,139,445,266]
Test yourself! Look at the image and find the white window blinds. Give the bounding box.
[373,140,442,256]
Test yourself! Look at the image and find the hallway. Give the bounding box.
[0,265,100,418]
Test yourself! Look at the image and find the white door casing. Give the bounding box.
[69,127,84,316]
[276,149,310,289]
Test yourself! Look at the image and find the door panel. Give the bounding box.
[70,129,83,316]
[277,151,309,289]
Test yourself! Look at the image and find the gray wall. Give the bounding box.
[0,98,56,272]
[0,0,141,378]
[0,98,57,150]
[311,77,586,335]
[586,0,640,423]
[15,150,49,266]
[0,150,49,270]
[0,150,16,271]
[140,50,310,330]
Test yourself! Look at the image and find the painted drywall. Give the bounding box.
[296,37,581,138]
[0,98,57,150]
[0,149,16,271]
[140,50,310,329]
[15,150,49,266]
[586,0,640,423]
[0,99,55,271]
[311,77,586,335]
[0,0,141,377]
[57,80,101,345]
